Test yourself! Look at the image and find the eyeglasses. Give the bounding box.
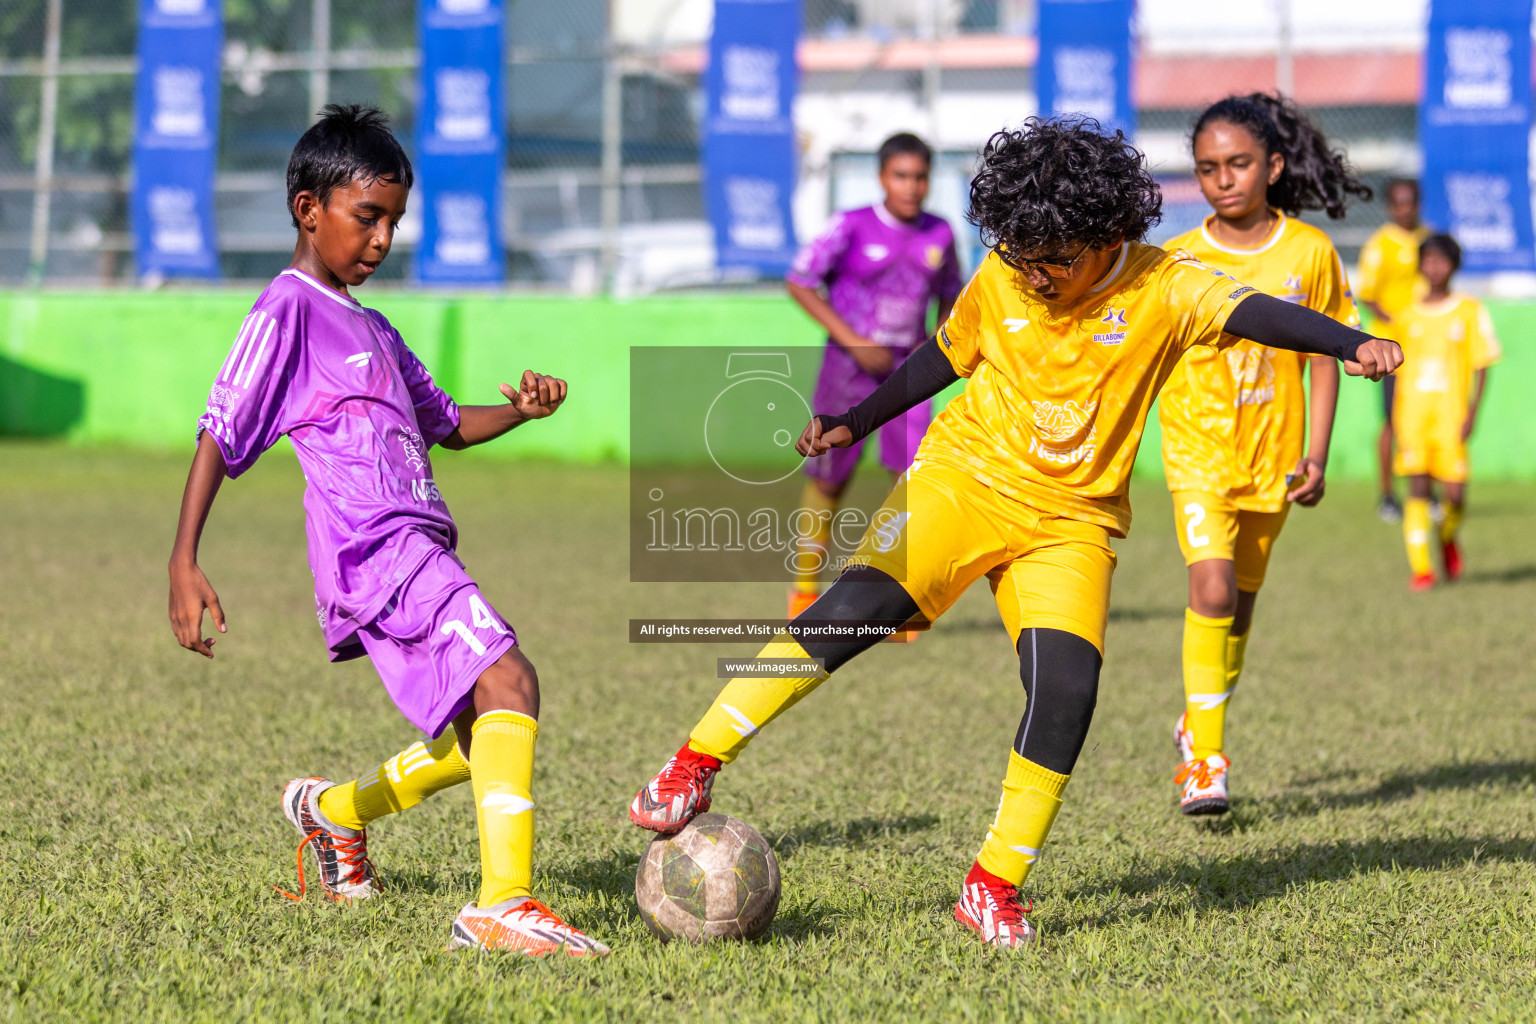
[999,240,1091,279]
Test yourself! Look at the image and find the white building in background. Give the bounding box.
[594,0,1434,291]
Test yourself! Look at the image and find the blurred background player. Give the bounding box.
[784,132,962,621]
[1385,234,1499,591]
[1158,93,1367,816]
[1357,179,1430,523]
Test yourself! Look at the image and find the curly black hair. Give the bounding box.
[967,116,1162,259]
[1192,93,1372,220]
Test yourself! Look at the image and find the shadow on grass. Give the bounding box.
[1460,564,1536,585]
[1060,833,1533,933]
[769,814,941,861]
[1273,759,1536,818]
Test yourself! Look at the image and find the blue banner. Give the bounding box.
[1421,0,1536,273]
[703,0,800,278]
[130,0,222,279]
[416,0,504,284]
[1036,0,1136,136]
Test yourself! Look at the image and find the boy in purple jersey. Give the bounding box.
[167,106,607,956]
[785,133,962,619]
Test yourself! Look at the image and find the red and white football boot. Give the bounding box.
[954,861,1038,948]
[629,745,722,833]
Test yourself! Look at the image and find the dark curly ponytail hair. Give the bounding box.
[968,116,1162,257]
[1192,93,1372,220]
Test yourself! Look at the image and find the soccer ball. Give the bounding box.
[634,813,781,943]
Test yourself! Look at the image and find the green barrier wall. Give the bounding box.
[2,290,1532,479]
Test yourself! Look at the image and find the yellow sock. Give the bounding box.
[1226,629,1250,692]
[1183,608,1234,760]
[470,711,537,907]
[1404,498,1433,576]
[791,482,838,594]
[317,728,472,831]
[688,638,826,763]
[976,751,1070,887]
[1440,503,1463,545]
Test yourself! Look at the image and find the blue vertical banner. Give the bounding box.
[1036,0,1136,136]
[703,0,800,277]
[417,0,504,284]
[1421,0,1536,273]
[130,0,222,279]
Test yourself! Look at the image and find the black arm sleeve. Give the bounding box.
[1223,292,1372,361]
[817,338,961,444]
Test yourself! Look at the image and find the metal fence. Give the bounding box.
[1,0,1422,289]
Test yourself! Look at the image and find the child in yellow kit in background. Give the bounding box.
[1386,233,1499,591]
[1357,179,1430,523]
[1159,94,1369,816]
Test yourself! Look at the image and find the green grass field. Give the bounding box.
[3,443,1534,1023]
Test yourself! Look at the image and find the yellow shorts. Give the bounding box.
[845,459,1117,654]
[1395,434,1468,483]
[1171,491,1291,593]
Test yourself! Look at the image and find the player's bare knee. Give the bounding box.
[474,648,540,718]
[1190,570,1238,618]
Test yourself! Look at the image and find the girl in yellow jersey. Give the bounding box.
[1159,93,1372,816]
[628,118,1401,948]
[1358,179,1430,521]
[1386,234,1499,590]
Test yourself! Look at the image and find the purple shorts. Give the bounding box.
[357,546,518,738]
[807,344,931,486]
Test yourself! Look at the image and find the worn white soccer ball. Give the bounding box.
[634,813,781,943]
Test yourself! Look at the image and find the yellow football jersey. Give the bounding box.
[1158,212,1359,511]
[921,242,1252,536]
[1388,293,1501,441]
[1357,222,1429,320]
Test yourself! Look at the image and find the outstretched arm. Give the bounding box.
[1224,293,1402,380]
[440,370,568,450]
[797,337,960,456]
[168,433,230,658]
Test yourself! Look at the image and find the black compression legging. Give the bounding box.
[787,566,1103,776]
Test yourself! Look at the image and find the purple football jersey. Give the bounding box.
[786,204,962,352]
[197,268,462,659]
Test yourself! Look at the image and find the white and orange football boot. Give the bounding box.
[450,898,610,956]
[630,745,721,833]
[279,777,380,901]
[1173,712,1231,816]
[954,861,1038,948]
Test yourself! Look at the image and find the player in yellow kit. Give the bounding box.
[628,118,1401,949]
[1357,179,1431,522]
[1158,93,1370,816]
[1386,233,1499,590]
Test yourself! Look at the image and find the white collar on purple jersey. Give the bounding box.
[280,267,364,309]
[872,201,923,232]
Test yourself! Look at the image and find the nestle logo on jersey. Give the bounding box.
[1029,436,1097,464]
[411,478,442,502]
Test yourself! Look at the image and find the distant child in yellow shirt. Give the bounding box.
[1159,92,1367,816]
[1386,234,1499,590]
[1357,179,1430,523]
